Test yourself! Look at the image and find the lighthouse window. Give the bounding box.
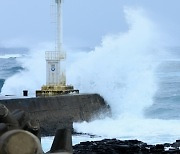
[51,64,55,71]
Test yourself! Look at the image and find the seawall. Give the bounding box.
[0,94,110,136]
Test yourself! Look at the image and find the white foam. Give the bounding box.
[41,135,103,152]
[67,7,162,117]
[74,117,180,144]
[1,43,52,96]
[70,7,180,143]
[0,54,22,59]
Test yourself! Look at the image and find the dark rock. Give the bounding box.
[156,144,165,150]
[163,149,180,153]
[172,140,180,149]
[164,143,171,147]
[73,139,180,154]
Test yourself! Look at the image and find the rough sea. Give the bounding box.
[0,48,26,93]
[1,47,180,152]
[1,8,180,152]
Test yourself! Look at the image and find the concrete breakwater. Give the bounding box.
[0,94,110,136]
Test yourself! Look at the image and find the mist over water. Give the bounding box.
[68,7,163,117]
[1,7,180,144]
[1,44,49,96]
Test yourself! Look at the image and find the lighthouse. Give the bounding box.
[46,0,65,86]
[36,0,79,97]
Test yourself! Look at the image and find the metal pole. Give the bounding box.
[56,0,62,53]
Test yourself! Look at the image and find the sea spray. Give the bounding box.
[67,7,162,117]
[1,43,54,96]
[0,54,22,59]
[74,117,180,145]
[70,7,180,143]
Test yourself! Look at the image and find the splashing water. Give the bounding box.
[1,43,53,96]
[70,8,180,143]
[68,7,161,117]
[2,7,180,143]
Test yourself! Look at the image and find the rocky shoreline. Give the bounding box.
[73,138,180,153]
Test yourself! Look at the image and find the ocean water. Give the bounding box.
[0,57,24,94]
[1,7,180,151]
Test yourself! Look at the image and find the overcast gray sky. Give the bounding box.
[0,0,180,49]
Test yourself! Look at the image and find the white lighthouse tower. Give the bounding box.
[46,0,65,86]
[36,0,79,96]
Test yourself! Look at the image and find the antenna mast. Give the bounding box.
[56,0,62,53]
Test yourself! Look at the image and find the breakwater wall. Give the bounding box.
[0,94,110,136]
